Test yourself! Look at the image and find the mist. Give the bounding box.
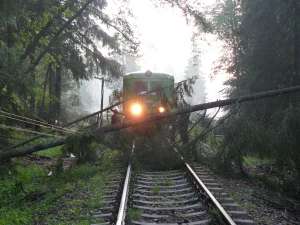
[75,0,228,116]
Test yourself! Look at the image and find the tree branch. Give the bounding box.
[2,85,300,161]
[25,0,97,75]
[20,0,71,62]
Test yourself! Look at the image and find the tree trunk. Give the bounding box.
[48,64,55,122]
[39,65,50,119]
[3,85,300,161]
[294,0,300,79]
[30,73,36,114]
[0,139,65,162]
[48,63,62,123]
[54,64,62,121]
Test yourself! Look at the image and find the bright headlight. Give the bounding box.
[130,103,143,116]
[158,106,165,113]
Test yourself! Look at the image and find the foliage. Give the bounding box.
[211,0,300,197]
[128,208,142,221]
[134,127,182,170]
[98,148,122,170]
[0,0,137,144]
[63,132,99,163]
[0,157,114,225]
[152,0,211,32]
[35,145,63,158]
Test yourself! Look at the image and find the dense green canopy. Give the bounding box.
[0,0,138,147]
[214,0,300,193]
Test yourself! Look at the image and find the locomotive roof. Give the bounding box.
[124,71,174,79]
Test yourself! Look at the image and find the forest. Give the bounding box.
[0,0,300,224]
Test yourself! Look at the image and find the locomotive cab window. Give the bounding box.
[150,81,162,95]
[133,80,147,95]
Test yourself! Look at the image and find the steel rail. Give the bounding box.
[115,142,134,225]
[185,163,237,225]
[174,148,236,225]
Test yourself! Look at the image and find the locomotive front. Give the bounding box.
[123,71,175,122]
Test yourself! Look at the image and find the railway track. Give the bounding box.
[91,147,255,225]
[90,166,126,225]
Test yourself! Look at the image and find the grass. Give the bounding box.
[152,186,160,194]
[128,208,142,221]
[208,207,225,225]
[0,149,120,225]
[35,145,63,158]
[163,179,173,186]
[0,163,99,225]
[243,156,273,167]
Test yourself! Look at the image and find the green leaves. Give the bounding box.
[213,0,300,193]
[0,0,136,135]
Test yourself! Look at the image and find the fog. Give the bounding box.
[77,0,229,115]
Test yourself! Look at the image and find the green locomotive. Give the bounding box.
[122,71,175,121]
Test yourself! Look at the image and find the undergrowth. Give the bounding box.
[195,135,300,199]
[35,146,63,158]
[0,147,121,225]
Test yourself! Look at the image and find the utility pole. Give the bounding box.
[95,77,105,127]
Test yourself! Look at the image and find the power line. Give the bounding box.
[0,114,74,134]
[0,124,62,138]
[0,109,74,133]
[2,85,300,161]
[95,85,300,134]
[0,113,72,135]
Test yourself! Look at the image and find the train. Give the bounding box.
[111,71,176,126]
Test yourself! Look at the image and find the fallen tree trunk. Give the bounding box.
[2,85,300,161]
[5,79,188,151]
[0,139,65,162]
[95,85,300,134]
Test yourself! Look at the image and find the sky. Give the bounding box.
[129,0,229,102]
[80,0,229,113]
[129,0,193,81]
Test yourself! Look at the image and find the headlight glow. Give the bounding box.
[158,106,165,113]
[130,103,143,116]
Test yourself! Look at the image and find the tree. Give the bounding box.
[214,0,300,192]
[0,0,137,147]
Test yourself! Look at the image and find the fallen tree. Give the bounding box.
[1,85,300,161]
[0,138,66,162]
[5,79,190,151]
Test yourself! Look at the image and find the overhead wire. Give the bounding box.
[0,112,75,135]
[2,85,300,160]
[0,113,73,135]
[0,109,75,134]
[0,76,216,151]
[0,124,62,138]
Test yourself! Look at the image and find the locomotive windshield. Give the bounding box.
[133,80,147,95]
[150,81,162,95]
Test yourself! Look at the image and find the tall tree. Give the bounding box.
[0,0,137,146]
[215,0,300,187]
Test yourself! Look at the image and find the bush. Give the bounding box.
[36,146,63,158]
[134,130,182,170]
[63,132,100,163]
[60,164,98,182]
[99,149,122,171]
[0,208,32,225]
